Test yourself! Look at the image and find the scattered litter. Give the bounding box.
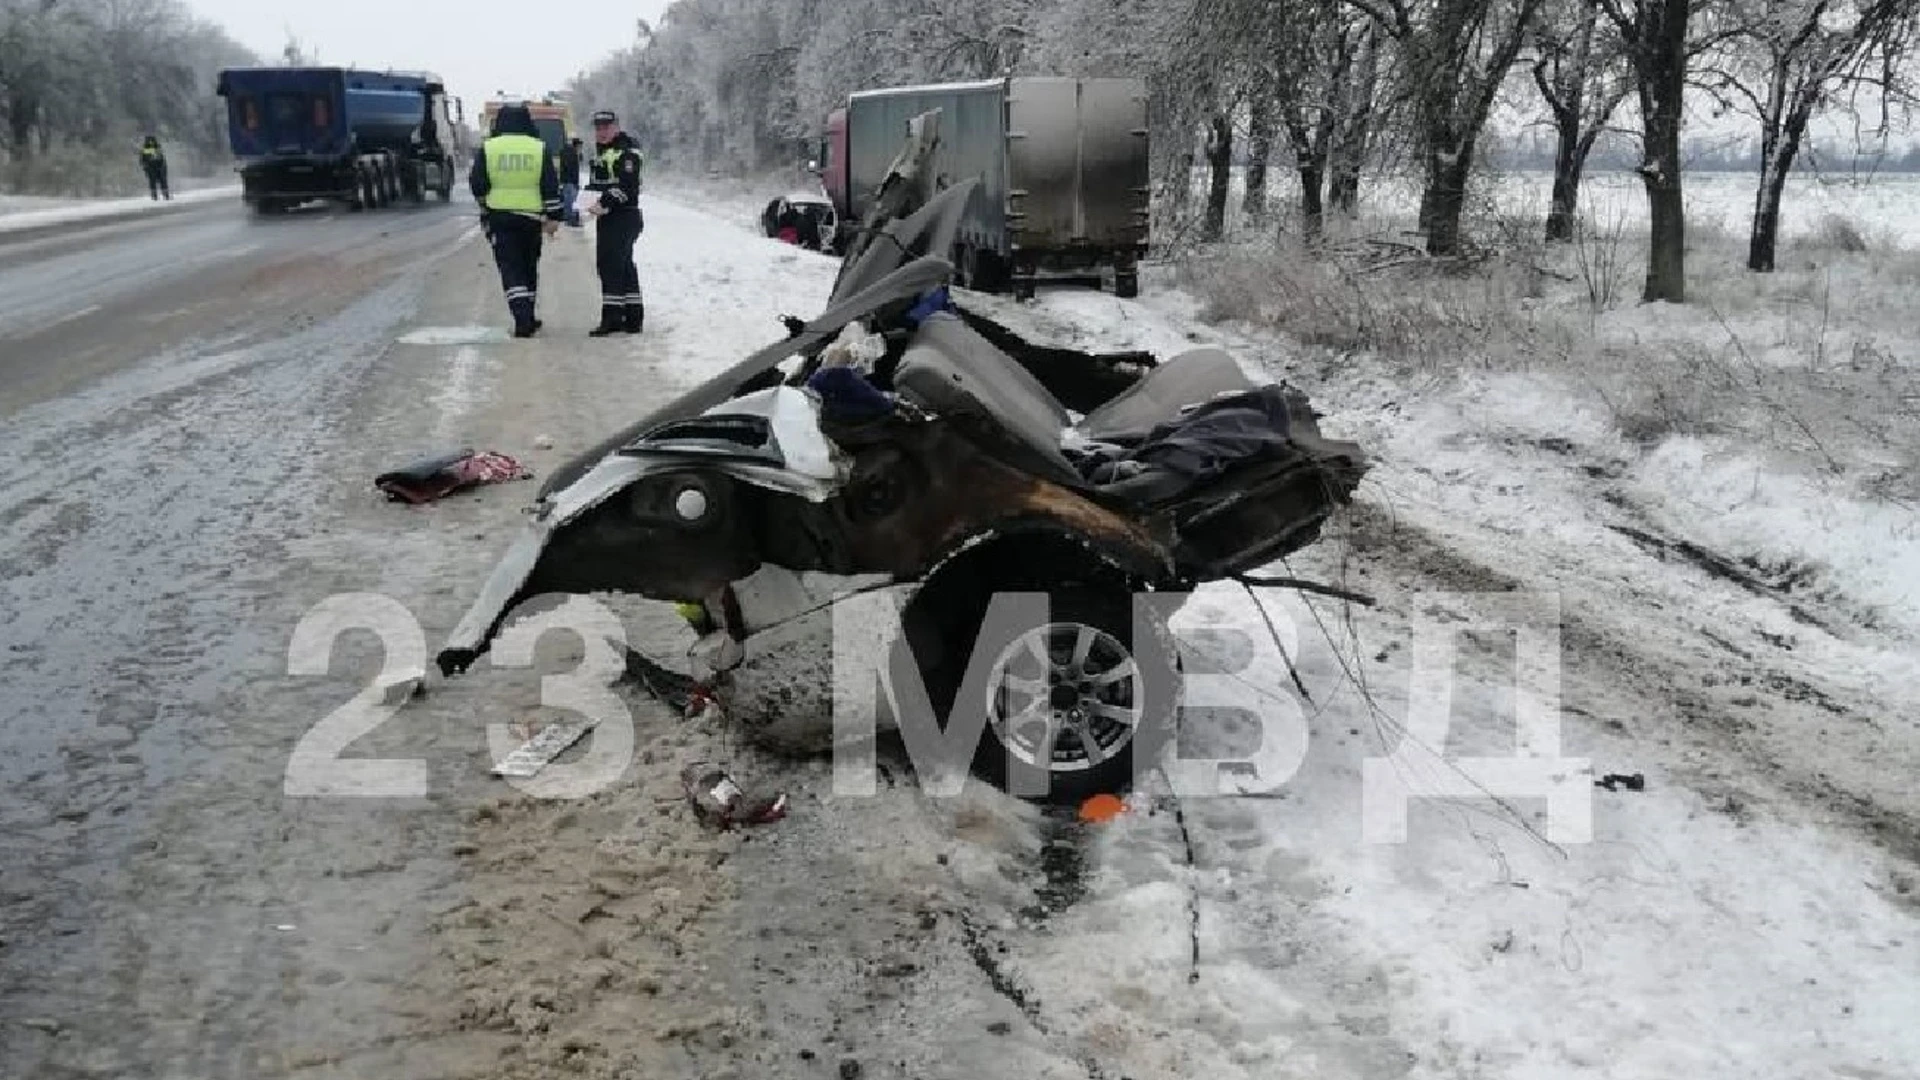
[816,320,887,373]
[533,434,555,450]
[680,762,788,828]
[375,449,533,504]
[379,676,426,706]
[1595,772,1646,792]
[18,1018,62,1035]
[274,924,296,931]
[491,720,596,779]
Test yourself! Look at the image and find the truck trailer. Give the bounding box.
[820,76,1150,298]
[215,67,466,214]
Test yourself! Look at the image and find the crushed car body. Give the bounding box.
[438,109,1369,802]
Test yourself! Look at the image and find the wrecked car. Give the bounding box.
[437,112,1368,803]
[760,191,837,252]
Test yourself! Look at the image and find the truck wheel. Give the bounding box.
[1114,270,1139,299]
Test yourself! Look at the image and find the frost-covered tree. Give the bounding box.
[0,0,258,193]
[1530,0,1633,240]
[1335,0,1546,254]
[1593,0,1744,301]
[1694,0,1918,270]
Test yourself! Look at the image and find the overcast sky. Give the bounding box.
[184,0,673,111]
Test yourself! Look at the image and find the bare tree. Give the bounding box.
[1327,22,1381,216]
[1201,0,1380,240]
[1261,2,1379,241]
[1203,112,1233,240]
[1531,0,1633,240]
[1695,0,1918,271]
[1347,0,1546,255]
[1592,0,1721,301]
[1,0,258,192]
[1243,95,1274,222]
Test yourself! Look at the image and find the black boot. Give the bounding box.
[623,301,644,334]
[588,305,624,337]
[509,296,537,337]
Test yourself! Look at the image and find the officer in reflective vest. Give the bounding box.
[584,109,644,336]
[139,136,170,200]
[468,103,564,338]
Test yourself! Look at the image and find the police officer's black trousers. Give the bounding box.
[486,215,544,332]
[594,210,642,331]
[144,164,169,200]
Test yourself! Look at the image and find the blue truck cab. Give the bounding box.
[215,66,467,214]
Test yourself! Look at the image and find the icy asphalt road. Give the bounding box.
[2,185,1916,1080]
[0,194,489,1076]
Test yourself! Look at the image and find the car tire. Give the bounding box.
[908,583,1179,805]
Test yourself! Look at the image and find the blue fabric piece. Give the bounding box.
[904,286,953,326]
[808,365,895,423]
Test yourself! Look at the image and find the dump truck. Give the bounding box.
[819,76,1150,298]
[215,66,466,214]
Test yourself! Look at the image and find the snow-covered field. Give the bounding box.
[1359,169,1920,248]
[473,175,1919,1079]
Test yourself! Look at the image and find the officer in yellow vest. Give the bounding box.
[139,136,170,200]
[468,103,564,337]
[584,109,644,336]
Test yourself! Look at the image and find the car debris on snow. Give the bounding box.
[374,448,533,504]
[680,762,788,828]
[490,719,596,779]
[1594,772,1647,792]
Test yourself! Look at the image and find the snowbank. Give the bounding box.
[0,185,239,235]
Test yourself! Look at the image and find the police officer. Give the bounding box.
[139,136,170,200]
[469,103,564,338]
[584,109,644,336]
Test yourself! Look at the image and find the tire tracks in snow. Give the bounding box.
[1334,494,1920,884]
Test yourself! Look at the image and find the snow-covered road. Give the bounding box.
[1,180,1913,1080]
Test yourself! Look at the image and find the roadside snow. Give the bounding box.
[0,184,239,234]
[403,191,1918,1080]
[960,263,1920,1080]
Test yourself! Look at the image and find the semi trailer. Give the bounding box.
[820,76,1150,298]
[215,66,466,214]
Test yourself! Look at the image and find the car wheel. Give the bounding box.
[913,585,1178,804]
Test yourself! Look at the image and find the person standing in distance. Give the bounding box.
[560,136,584,227]
[584,109,644,336]
[469,103,564,338]
[139,136,170,200]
